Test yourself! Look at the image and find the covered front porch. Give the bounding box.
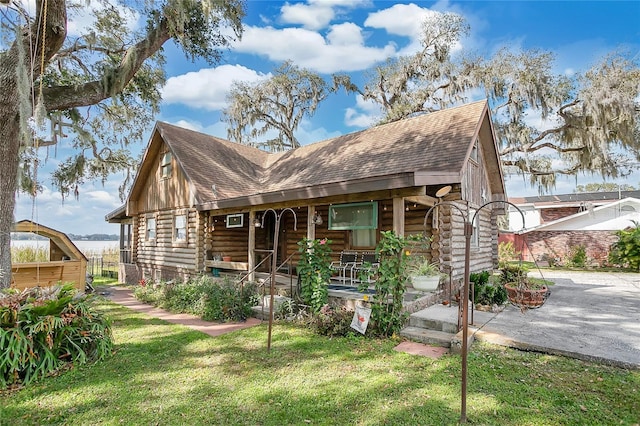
[202,188,448,282]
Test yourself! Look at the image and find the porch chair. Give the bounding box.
[330,251,359,284]
[352,252,380,285]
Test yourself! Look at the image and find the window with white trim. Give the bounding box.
[469,209,479,247]
[146,216,156,241]
[470,138,479,162]
[174,214,187,242]
[161,152,172,178]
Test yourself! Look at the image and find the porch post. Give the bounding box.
[248,210,256,281]
[393,197,405,236]
[307,206,316,240]
[119,223,125,262]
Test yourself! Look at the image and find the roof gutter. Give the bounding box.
[198,173,417,211]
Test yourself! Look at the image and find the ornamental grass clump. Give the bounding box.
[0,283,113,389]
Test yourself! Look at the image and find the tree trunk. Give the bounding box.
[0,16,20,287]
[0,0,66,288]
[0,120,20,289]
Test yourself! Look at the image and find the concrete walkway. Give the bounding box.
[421,270,640,369]
[102,285,262,338]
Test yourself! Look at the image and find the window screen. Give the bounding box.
[329,202,378,230]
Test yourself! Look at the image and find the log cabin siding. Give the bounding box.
[208,214,250,262]
[429,202,495,283]
[135,208,199,281]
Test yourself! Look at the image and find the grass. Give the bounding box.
[10,246,48,263]
[1,286,638,425]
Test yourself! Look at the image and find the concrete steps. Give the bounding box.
[399,326,455,347]
[400,304,470,353]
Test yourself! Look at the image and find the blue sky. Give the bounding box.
[12,0,640,235]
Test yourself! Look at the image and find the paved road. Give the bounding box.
[472,270,640,369]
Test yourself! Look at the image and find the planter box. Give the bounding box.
[410,275,440,291]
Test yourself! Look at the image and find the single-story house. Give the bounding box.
[501,195,640,264]
[106,100,506,291]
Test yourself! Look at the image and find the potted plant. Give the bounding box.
[499,264,551,309]
[406,258,442,291]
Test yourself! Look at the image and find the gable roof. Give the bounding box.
[12,220,87,261]
[127,100,503,212]
[521,198,640,232]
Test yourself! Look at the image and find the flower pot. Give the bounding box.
[222,256,232,262]
[410,275,440,291]
[504,283,549,309]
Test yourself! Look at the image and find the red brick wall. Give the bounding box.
[540,207,580,223]
[523,230,617,265]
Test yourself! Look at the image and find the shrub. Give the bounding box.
[201,278,258,322]
[297,238,333,313]
[308,304,357,337]
[608,222,640,271]
[0,284,113,389]
[470,271,507,306]
[568,244,587,268]
[274,299,309,321]
[132,276,259,322]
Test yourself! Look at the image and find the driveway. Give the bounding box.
[473,270,640,369]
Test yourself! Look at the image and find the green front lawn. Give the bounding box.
[1,297,638,425]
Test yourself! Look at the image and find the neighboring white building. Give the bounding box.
[501,194,640,264]
[507,191,640,231]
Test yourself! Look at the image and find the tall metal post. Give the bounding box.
[423,197,526,423]
[461,221,473,423]
[261,208,297,352]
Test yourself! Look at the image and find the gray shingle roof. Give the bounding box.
[152,100,491,207]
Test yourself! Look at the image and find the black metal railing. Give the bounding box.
[87,256,118,278]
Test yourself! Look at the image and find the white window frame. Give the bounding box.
[226,214,244,228]
[470,138,479,163]
[161,152,172,178]
[146,216,156,241]
[469,209,479,247]
[174,214,187,243]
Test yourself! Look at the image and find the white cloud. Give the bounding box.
[168,119,229,140]
[280,0,371,30]
[172,120,204,133]
[280,2,335,30]
[365,3,434,39]
[233,25,396,73]
[327,22,364,46]
[161,65,270,111]
[85,190,117,204]
[295,118,342,145]
[344,95,381,128]
[364,4,468,57]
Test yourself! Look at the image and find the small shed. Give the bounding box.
[11,220,87,291]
